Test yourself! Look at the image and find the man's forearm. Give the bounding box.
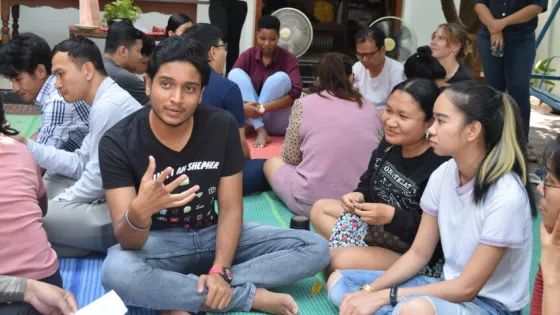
[0,276,26,304]
[27,140,86,179]
[264,95,294,112]
[504,5,543,26]
[114,202,151,250]
[213,208,243,268]
[475,4,495,28]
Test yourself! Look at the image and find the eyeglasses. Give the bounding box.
[542,168,560,198]
[356,47,381,60]
[213,43,228,52]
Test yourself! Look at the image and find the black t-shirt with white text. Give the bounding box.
[354,138,449,264]
[99,105,244,230]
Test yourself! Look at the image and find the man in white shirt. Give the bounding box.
[0,33,90,152]
[353,26,406,111]
[12,36,142,257]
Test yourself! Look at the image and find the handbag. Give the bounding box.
[362,145,411,254]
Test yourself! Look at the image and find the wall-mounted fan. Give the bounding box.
[369,16,417,62]
[272,8,314,58]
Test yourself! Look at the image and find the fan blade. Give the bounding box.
[376,20,392,37]
[398,46,413,61]
[394,27,412,41]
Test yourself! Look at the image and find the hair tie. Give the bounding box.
[463,33,476,56]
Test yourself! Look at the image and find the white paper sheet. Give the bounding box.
[75,290,128,315]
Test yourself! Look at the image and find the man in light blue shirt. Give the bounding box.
[0,33,90,152]
[12,36,142,257]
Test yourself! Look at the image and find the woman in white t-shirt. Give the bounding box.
[353,26,406,112]
[327,80,535,315]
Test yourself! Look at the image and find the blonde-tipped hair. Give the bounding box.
[478,93,527,186]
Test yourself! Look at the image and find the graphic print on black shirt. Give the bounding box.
[355,138,450,244]
[99,105,245,230]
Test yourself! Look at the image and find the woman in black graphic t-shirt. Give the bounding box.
[310,78,449,277]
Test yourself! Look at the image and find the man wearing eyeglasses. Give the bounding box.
[183,24,268,195]
[353,26,405,112]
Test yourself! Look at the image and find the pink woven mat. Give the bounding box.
[247,135,283,159]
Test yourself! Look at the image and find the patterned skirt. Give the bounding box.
[329,212,444,278]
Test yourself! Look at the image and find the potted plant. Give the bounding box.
[103,0,142,26]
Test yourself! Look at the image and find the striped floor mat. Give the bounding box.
[59,192,338,315]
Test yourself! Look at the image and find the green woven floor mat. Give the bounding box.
[210,192,337,315]
[6,114,41,137]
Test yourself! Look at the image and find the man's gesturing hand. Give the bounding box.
[131,156,200,220]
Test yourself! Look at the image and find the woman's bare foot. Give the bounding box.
[253,128,271,148]
[252,288,299,315]
[160,310,191,315]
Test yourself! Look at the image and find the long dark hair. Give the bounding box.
[165,13,192,38]
[445,81,536,216]
[0,99,18,136]
[391,79,440,121]
[315,52,363,107]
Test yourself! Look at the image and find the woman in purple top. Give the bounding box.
[228,15,303,148]
[263,53,381,216]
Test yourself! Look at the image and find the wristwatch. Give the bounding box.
[209,267,233,283]
[389,285,398,307]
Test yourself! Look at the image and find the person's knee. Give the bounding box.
[289,229,330,269]
[270,71,290,83]
[263,157,281,177]
[326,270,345,306]
[310,199,330,221]
[395,297,436,315]
[326,270,343,291]
[101,248,142,294]
[227,68,247,80]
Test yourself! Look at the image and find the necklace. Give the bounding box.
[446,63,460,81]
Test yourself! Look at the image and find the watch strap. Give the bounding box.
[389,285,398,307]
[208,267,223,275]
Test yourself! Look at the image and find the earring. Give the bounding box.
[425,132,430,140]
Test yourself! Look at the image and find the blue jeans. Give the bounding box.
[101,222,329,312]
[228,68,293,135]
[477,32,536,138]
[329,270,522,315]
[243,159,270,195]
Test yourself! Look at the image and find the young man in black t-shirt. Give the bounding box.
[98,36,329,315]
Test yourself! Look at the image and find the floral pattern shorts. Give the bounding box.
[328,212,444,278]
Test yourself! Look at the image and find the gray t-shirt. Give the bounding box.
[103,57,149,105]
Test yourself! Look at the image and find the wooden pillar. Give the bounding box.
[11,5,19,38]
[1,2,10,44]
[254,0,262,47]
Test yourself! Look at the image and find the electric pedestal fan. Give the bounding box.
[369,16,417,62]
[271,8,314,58]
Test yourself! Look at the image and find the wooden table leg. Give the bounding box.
[12,5,20,38]
[1,4,10,44]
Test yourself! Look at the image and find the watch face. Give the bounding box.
[224,268,233,281]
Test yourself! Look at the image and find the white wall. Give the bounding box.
[402,0,558,57]
[0,0,256,89]
[401,0,461,47]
